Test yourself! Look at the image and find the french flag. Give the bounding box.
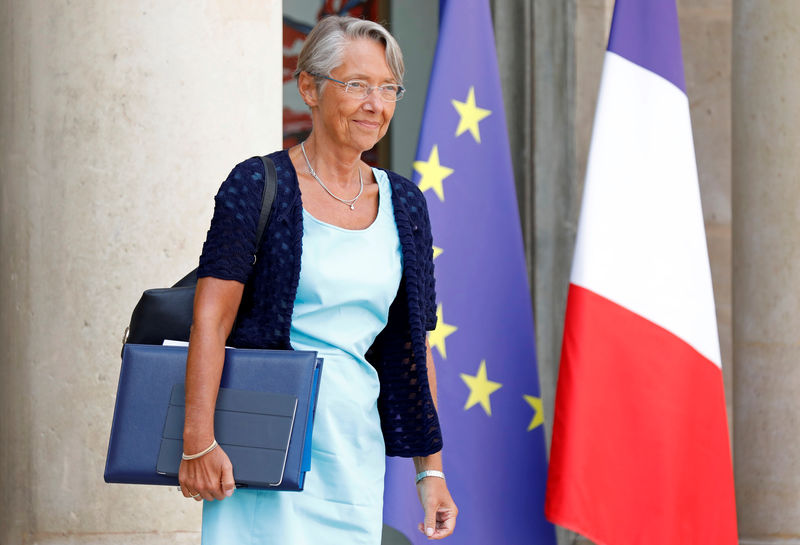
[545,1,738,544]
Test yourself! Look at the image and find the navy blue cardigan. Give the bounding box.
[197,150,442,457]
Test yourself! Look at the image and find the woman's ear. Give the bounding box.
[297,71,319,107]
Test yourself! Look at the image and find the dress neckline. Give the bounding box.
[301,167,388,233]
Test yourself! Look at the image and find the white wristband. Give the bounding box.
[182,439,218,461]
[415,470,445,484]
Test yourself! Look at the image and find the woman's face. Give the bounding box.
[311,38,397,154]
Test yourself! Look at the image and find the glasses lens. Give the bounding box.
[341,80,404,102]
[345,81,369,99]
[380,85,404,102]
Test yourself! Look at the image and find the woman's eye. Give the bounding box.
[348,81,367,89]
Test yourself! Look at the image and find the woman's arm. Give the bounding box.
[413,341,458,539]
[178,276,244,501]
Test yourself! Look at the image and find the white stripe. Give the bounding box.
[571,52,722,368]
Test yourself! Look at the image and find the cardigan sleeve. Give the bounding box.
[420,196,439,331]
[197,157,264,283]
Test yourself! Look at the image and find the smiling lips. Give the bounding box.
[354,119,381,130]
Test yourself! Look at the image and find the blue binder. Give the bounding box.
[104,344,323,491]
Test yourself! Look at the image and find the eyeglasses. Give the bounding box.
[311,73,405,102]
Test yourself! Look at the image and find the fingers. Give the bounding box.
[179,483,203,502]
[178,448,234,502]
[417,507,457,540]
[422,500,437,538]
[179,461,200,501]
[221,461,236,498]
[180,466,215,502]
[433,508,457,539]
[208,457,234,501]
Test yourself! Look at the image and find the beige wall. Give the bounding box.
[0,1,282,544]
[733,1,800,542]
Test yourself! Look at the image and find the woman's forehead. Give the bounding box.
[334,39,394,79]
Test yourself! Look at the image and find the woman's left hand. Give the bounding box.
[416,477,458,539]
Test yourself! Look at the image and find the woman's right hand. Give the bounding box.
[178,443,236,501]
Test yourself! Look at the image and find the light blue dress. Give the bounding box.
[201,169,402,545]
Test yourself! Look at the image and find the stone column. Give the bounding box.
[493,0,578,457]
[0,2,281,544]
[495,2,578,544]
[732,1,800,543]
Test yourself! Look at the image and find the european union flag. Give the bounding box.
[383,1,556,543]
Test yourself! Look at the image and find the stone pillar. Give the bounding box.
[0,2,282,544]
[493,0,578,456]
[497,2,578,544]
[733,1,800,543]
[529,0,579,463]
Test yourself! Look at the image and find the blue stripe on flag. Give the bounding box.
[607,0,687,92]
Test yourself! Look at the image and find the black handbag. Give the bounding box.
[122,155,277,349]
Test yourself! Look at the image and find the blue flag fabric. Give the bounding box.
[382,2,556,543]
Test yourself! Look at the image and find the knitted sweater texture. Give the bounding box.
[197,150,442,457]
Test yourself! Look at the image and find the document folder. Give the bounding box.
[104,344,323,491]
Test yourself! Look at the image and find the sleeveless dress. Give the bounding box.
[201,169,403,545]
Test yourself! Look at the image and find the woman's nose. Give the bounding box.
[361,91,382,112]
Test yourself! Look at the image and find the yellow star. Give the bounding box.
[460,360,503,416]
[451,87,492,143]
[432,245,443,260]
[428,303,457,359]
[414,145,454,201]
[524,395,544,431]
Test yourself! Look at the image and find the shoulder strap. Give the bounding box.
[174,156,276,288]
[253,155,277,264]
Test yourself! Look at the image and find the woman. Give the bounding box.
[178,15,458,544]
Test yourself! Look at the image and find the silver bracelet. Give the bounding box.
[182,439,218,461]
[415,470,445,484]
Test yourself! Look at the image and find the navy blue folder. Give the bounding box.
[104,344,323,491]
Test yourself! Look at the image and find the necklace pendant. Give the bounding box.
[350,203,355,210]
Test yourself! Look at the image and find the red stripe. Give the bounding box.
[546,284,737,545]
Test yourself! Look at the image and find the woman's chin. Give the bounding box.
[352,137,381,154]
[347,128,385,152]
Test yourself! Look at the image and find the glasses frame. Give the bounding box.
[310,73,405,102]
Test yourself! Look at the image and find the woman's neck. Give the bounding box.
[301,133,363,189]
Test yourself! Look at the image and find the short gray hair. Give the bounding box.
[294,16,404,90]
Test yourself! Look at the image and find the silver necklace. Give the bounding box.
[300,141,363,210]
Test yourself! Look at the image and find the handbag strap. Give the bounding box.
[253,155,277,264]
[171,155,277,289]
